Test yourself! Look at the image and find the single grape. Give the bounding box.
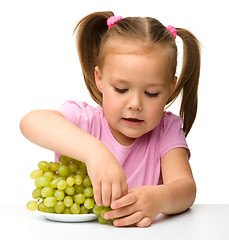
[43,171,54,181]
[100,207,111,218]
[37,176,51,187]
[49,162,54,170]
[64,196,73,207]
[83,175,92,187]
[71,159,82,167]
[74,184,84,194]
[55,201,65,214]
[65,186,75,195]
[59,155,72,165]
[63,207,72,214]
[66,176,75,186]
[83,187,93,198]
[30,169,43,179]
[92,204,103,216]
[74,193,85,204]
[46,206,56,213]
[44,196,57,207]
[68,173,75,178]
[54,189,65,201]
[79,162,87,170]
[49,162,60,172]
[35,178,42,188]
[41,187,54,197]
[57,180,67,190]
[27,200,37,211]
[80,205,89,214]
[110,218,115,225]
[68,163,77,173]
[76,169,86,178]
[38,202,46,212]
[38,161,50,172]
[32,188,41,199]
[84,198,94,209]
[98,216,109,224]
[58,164,69,177]
[51,178,61,188]
[75,175,83,185]
[71,203,80,214]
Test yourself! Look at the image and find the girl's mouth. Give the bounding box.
[122,118,144,126]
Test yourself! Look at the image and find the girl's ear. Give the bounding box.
[94,66,103,93]
[169,76,177,96]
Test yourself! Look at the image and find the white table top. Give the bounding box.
[1,204,228,240]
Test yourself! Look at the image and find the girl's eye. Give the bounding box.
[114,87,128,93]
[145,91,159,97]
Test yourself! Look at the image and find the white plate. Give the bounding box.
[37,211,98,222]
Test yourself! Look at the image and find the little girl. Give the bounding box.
[20,11,201,227]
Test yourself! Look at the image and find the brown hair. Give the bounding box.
[73,11,201,136]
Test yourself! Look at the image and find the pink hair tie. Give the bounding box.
[107,16,123,29]
[166,25,177,39]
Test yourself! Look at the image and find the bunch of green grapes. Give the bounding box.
[27,155,112,224]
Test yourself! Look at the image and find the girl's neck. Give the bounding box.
[108,124,136,146]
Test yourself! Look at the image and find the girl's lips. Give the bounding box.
[122,118,144,126]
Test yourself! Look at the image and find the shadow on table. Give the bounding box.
[153,207,192,225]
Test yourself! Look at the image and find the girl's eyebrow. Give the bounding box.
[147,83,166,87]
[109,77,127,83]
[111,78,166,87]
[110,78,166,87]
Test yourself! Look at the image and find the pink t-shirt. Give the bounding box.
[55,100,189,189]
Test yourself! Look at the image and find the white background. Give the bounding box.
[0,0,228,204]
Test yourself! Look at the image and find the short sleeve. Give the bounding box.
[159,112,190,159]
[57,100,97,133]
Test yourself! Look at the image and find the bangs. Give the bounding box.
[98,38,177,82]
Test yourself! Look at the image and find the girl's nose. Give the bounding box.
[127,93,142,111]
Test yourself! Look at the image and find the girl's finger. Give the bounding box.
[135,217,152,228]
[93,181,102,206]
[104,202,136,220]
[121,181,129,196]
[111,191,136,209]
[113,211,142,227]
[111,183,122,204]
[102,182,111,207]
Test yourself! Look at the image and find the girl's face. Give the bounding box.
[95,46,176,146]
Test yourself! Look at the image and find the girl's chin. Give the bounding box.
[109,124,145,145]
[115,132,143,146]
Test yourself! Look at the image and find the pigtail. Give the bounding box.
[73,11,114,105]
[167,28,201,137]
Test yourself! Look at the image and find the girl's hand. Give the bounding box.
[86,147,128,207]
[103,186,164,227]
[104,148,196,227]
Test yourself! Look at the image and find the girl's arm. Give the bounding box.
[103,147,196,227]
[159,147,196,214]
[20,110,128,207]
[20,110,101,162]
